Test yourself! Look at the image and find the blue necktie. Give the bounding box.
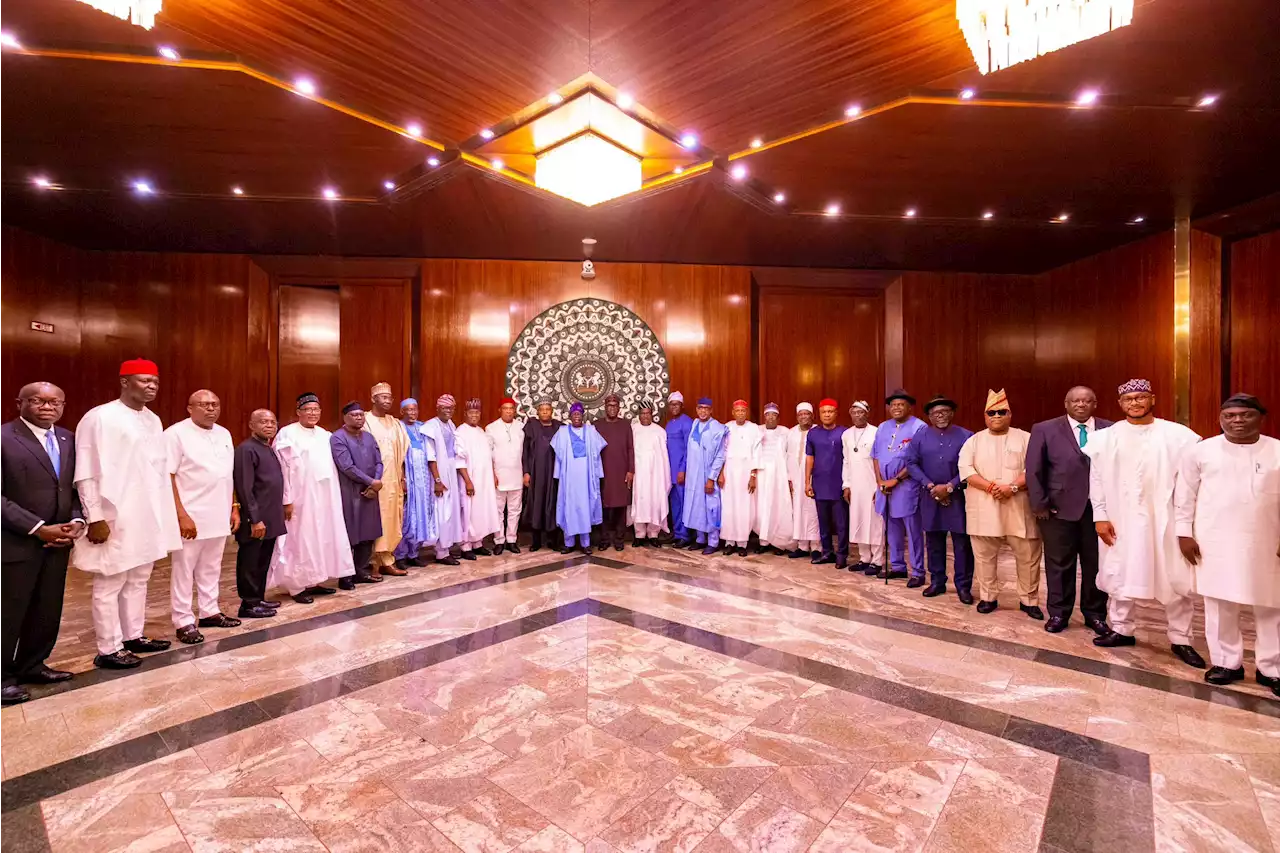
[44,430,60,476]
[1077,423,1088,448]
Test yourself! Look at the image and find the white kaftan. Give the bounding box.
[721,421,761,543]
[841,424,881,546]
[269,422,354,594]
[787,425,820,546]
[629,422,671,530]
[422,417,465,550]
[456,422,502,543]
[755,425,793,545]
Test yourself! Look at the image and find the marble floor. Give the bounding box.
[3,542,1278,852]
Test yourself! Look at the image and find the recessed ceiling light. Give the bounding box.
[231,186,244,195]
[405,122,423,137]
[750,138,762,149]
[680,133,698,149]
[32,176,52,189]
[730,164,747,181]
[383,180,396,190]
[845,104,862,117]
[616,92,635,110]
[1197,94,1218,107]
[1,32,21,50]
[1055,212,1070,222]
[1076,89,1099,106]
[1130,215,1145,224]
[322,187,338,200]
[133,180,154,194]
[547,92,563,106]
[824,203,841,217]
[904,207,917,218]
[294,77,317,96]
[490,158,504,170]
[480,128,494,140]
[773,192,786,203]
[157,45,179,61]
[427,157,440,167]
[960,88,976,100]
[673,166,684,175]
[982,210,994,219]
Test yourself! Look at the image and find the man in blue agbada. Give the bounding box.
[871,389,926,581]
[664,391,693,542]
[681,397,729,555]
[551,402,607,555]
[395,398,437,566]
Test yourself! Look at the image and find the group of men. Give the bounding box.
[3,360,1277,704]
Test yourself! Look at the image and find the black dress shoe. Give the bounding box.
[306,585,337,595]
[596,542,608,552]
[579,544,592,556]
[560,546,575,555]
[1044,616,1069,633]
[1,685,30,704]
[94,650,142,669]
[1257,672,1280,690]
[436,556,460,566]
[176,625,204,645]
[1093,631,1136,647]
[338,577,356,590]
[957,590,975,605]
[812,553,837,565]
[632,538,646,548]
[461,550,478,561]
[292,593,315,604]
[650,540,663,549]
[17,666,73,684]
[787,548,807,559]
[702,545,719,556]
[123,636,171,653]
[1204,665,1245,685]
[685,540,703,551]
[615,544,625,552]
[835,561,848,571]
[198,613,243,628]
[906,577,925,589]
[864,564,883,577]
[922,584,946,598]
[263,599,281,608]
[976,600,998,614]
[879,569,909,580]
[353,571,383,584]
[1083,616,1110,636]
[1020,604,1045,621]
[1171,644,1207,669]
[507,543,521,554]
[473,546,493,557]
[238,602,277,618]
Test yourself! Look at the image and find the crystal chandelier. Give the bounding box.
[73,0,163,30]
[957,0,1134,74]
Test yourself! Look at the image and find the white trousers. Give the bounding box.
[1204,598,1280,677]
[171,537,227,628]
[634,523,662,538]
[92,563,154,655]
[495,489,523,544]
[794,539,818,552]
[852,541,885,564]
[1108,595,1194,645]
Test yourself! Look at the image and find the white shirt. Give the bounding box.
[1065,416,1096,447]
[486,418,525,491]
[19,418,83,534]
[165,418,235,540]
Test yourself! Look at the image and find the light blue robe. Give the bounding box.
[551,423,607,537]
[682,417,729,535]
[396,420,438,558]
[421,417,464,549]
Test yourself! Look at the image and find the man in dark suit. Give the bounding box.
[1,382,84,704]
[1026,385,1112,635]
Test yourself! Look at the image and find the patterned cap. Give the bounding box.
[668,391,684,403]
[569,402,585,414]
[371,382,392,397]
[850,400,870,413]
[697,397,713,406]
[764,402,780,415]
[638,399,656,412]
[296,392,320,408]
[465,397,482,410]
[436,394,456,408]
[341,400,363,415]
[1118,379,1152,395]
[399,397,417,408]
[984,389,1009,411]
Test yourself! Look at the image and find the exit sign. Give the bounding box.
[29,321,54,334]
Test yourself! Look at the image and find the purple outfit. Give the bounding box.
[906,425,974,592]
[805,424,849,563]
[871,416,926,578]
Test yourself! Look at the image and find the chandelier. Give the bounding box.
[73,0,162,30]
[957,0,1134,74]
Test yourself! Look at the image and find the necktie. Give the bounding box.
[1077,423,1088,448]
[45,430,60,476]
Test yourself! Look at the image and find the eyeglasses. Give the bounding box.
[191,402,220,410]
[985,409,1010,417]
[25,397,65,408]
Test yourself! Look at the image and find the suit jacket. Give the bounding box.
[1026,416,1113,522]
[2,419,82,563]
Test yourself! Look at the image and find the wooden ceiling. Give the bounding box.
[2,0,1279,273]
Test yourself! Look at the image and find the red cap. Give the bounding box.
[499,397,516,406]
[120,358,159,376]
[819,397,838,409]
[732,399,748,409]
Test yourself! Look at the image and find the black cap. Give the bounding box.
[341,400,364,415]
[1221,393,1267,415]
[885,388,916,405]
[923,394,957,414]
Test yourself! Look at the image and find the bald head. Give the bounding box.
[17,382,66,429]
[1064,386,1098,423]
[249,408,278,442]
[187,389,222,429]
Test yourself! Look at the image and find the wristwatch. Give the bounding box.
[945,484,954,494]
[1010,484,1019,494]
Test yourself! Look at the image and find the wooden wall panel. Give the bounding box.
[338,280,413,409]
[1229,229,1280,437]
[758,288,884,426]
[1189,230,1223,438]
[276,285,340,430]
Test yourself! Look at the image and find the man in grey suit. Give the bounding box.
[1026,386,1113,635]
[1,382,84,704]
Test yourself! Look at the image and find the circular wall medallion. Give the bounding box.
[506,298,670,420]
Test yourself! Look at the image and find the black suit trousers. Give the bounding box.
[1038,505,1108,620]
[2,548,70,685]
[235,536,277,604]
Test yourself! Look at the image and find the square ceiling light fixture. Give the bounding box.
[957,0,1134,74]
[535,133,641,207]
[73,0,163,29]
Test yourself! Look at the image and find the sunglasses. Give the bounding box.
[985,409,1010,417]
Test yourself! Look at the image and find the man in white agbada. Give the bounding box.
[269,393,356,603]
[1086,378,1205,669]
[74,359,182,669]
[423,394,467,564]
[842,400,883,573]
[629,401,671,546]
[486,398,524,553]
[456,398,500,556]
[166,389,241,646]
[721,400,761,556]
[787,403,821,558]
[1175,393,1280,694]
[756,403,794,554]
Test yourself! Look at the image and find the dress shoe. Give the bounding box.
[1092,630,1136,647]
[1044,615,1069,633]
[906,576,925,589]
[1204,665,1245,685]
[957,590,975,605]
[596,542,608,552]
[613,543,623,552]
[812,553,837,565]
[650,540,663,549]
[976,600,998,614]
[473,546,493,557]
[530,543,543,553]
[1,684,30,705]
[354,571,383,584]
[17,666,73,685]
[380,564,408,576]
[338,577,356,590]
[835,561,848,571]
[292,593,315,604]
[1257,672,1280,690]
[864,564,883,577]
[176,625,204,645]
[262,599,281,608]
[1083,616,1110,636]
[198,613,242,628]
[94,650,142,669]
[702,545,719,556]
[461,551,477,561]
[238,602,277,618]
[306,585,337,595]
[787,548,807,559]
[436,556,460,566]
[922,584,946,598]
[579,544,592,556]
[1171,644,1207,669]
[507,543,521,554]
[632,538,647,548]
[1020,604,1045,621]
[878,569,909,580]
[123,636,171,653]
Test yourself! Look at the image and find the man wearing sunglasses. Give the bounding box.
[958,389,1044,618]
